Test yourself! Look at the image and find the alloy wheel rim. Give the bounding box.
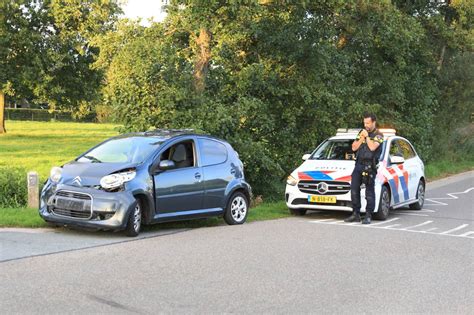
[231,196,247,222]
[418,184,425,206]
[133,204,141,232]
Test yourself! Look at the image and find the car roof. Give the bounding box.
[115,129,229,144]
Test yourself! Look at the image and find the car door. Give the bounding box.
[152,137,205,216]
[197,137,231,210]
[386,139,405,205]
[397,139,419,200]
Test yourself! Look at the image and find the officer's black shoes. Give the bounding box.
[344,213,361,222]
[362,216,372,224]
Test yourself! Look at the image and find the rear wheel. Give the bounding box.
[373,185,390,220]
[289,208,307,216]
[125,199,142,237]
[224,192,249,225]
[409,180,425,210]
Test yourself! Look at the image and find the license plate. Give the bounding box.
[56,198,85,211]
[308,195,337,204]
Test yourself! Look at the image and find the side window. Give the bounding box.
[160,140,195,169]
[389,140,402,157]
[398,140,416,160]
[198,138,228,166]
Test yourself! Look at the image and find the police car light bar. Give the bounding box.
[336,128,397,137]
[336,128,361,136]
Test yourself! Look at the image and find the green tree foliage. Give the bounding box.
[0,0,121,132]
[98,1,460,197]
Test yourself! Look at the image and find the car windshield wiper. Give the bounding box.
[83,155,102,163]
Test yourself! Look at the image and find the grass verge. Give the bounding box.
[425,157,474,181]
[0,201,290,229]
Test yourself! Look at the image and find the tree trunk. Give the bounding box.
[0,91,6,134]
[193,28,211,93]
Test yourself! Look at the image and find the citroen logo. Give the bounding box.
[72,176,82,187]
[317,182,328,194]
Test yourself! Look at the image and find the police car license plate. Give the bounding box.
[308,195,337,204]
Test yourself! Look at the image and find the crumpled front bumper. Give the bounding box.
[39,181,137,231]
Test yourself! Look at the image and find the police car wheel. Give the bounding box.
[373,185,390,220]
[289,208,307,216]
[409,180,425,210]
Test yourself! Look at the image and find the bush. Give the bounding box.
[0,168,28,208]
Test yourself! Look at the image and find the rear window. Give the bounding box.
[198,138,228,166]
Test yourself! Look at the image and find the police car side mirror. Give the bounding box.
[390,155,405,164]
[302,154,311,161]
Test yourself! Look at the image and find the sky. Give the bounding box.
[121,0,167,23]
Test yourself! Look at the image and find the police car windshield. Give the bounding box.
[311,139,355,160]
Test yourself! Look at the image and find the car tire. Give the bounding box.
[289,208,307,216]
[224,192,249,225]
[409,180,425,210]
[125,199,142,237]
[373,185,390,220]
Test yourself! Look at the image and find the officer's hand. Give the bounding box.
[360,129,368,138]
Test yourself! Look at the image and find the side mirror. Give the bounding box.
[390,155,405,164]
[158,160,176,171]
[302,154,311,161]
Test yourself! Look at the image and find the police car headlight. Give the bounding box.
[50,166,62,183]
[287,175,298,186]
[100,171,136,190]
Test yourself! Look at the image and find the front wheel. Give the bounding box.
[224,192,249,225]
[125,199,142,237]
[409,180,425,210]
[373,185,390,220]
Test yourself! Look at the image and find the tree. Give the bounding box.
[0,0,121,133]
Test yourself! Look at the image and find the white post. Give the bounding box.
[27,171,39,208]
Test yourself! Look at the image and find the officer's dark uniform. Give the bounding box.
[349,129,384,223]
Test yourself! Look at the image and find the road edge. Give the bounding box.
[427,170,473,190]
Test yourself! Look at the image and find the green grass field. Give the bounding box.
[0,120,120,179]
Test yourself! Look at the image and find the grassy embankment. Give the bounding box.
[0,120,471,228]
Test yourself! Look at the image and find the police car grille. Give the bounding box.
[298,180,351,195]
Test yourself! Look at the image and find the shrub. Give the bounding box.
[0,168,28,208]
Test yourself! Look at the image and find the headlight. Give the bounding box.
[50,166,62,183]
[100,171,136,190]
[287,174,298,186]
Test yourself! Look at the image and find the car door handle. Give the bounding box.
[194,172,202,180]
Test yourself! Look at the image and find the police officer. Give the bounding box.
[344,113,384,224]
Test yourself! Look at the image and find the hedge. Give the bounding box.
[5,108,97,122]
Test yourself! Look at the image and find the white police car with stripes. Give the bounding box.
[285,129,426,220]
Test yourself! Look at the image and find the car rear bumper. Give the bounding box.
[39,182,136,231]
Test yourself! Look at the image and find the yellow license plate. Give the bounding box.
[308,195,337,204]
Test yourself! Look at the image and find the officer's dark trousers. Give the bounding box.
[351,163,376,217]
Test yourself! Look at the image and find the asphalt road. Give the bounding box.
[1,171,473,314]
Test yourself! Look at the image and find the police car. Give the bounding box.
[285,129,426,220]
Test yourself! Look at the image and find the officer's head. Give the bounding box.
[363,113,377,132]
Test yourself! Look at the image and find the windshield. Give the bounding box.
[311,139,356,161]
[77,137,164,164]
